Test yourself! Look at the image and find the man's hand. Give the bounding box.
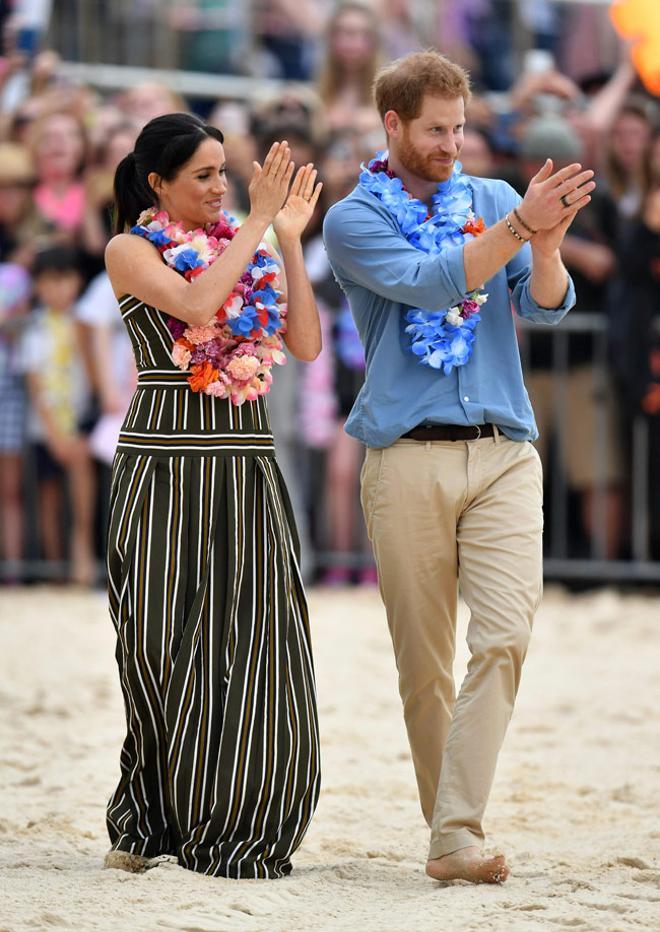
[464,160,594,294]
[532,209,579,258]
[517,159,595,236]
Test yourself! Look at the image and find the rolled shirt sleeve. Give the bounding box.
[501,183,575,325]
[323,199,468,311]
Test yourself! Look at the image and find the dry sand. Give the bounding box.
[1,584,660,932]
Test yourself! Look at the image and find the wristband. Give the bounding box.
[504,213,529,243]
[513,207,537,236]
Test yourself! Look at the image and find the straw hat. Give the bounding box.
[0,143,36,185]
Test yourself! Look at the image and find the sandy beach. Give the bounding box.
[1,584,660,932]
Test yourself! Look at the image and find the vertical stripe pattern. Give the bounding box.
[105,297,320,879]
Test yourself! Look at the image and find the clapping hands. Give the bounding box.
[273,163,323,245]
[519,159,596,256]
[248,141,295,224]
[248,142,322,242]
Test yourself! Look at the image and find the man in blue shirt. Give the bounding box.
[324,51,593,884]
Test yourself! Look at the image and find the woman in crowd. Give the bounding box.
[301,132,376,584]
[610,128,660,557]
[0,141,48,265]
[28,109,88,240]
[605,97,655,218]
[103,113,322,878]
[317,1,382,135]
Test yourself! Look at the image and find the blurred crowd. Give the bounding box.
[0,0,659,586]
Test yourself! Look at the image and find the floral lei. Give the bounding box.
[359,153,488,374]
[130,208,287,405]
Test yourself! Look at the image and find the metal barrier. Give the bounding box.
[518,312,659,582]
[47,0,251,74]
[2,313,658,585]
[56,61,285,103]
[313,313,660,583]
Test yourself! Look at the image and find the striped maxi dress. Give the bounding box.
[105,293,320,879]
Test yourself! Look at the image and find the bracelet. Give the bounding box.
[513,207,537,236]
[504,213,530,243]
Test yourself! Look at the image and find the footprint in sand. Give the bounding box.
[26,913,70,928]
[583,902,630,914]
[618,891,660,903]
[632,870,660,887]
[610,784,639,804]
[13,775,41,787]
[615,856,651,870]
[366,849,406,863]
[559,880,596,893]
[545,918,588,927]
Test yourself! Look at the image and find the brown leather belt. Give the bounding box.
[401,423,495,441]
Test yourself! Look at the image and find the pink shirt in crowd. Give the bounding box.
[34,182,85,231]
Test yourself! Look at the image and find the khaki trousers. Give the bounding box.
[360,430,543,859]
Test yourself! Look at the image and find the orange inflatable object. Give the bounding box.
[610,0,660,94]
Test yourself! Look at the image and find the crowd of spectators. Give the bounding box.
[0,0,659,586]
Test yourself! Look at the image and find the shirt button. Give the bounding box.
[463,395,470,402]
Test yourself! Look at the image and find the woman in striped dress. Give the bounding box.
[102,113,322,879]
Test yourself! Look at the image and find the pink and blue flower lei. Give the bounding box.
[359,153,488,375]
[130,213,283,340]
[128,208,287,405]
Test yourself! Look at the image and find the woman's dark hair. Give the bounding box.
[113,112,224,233]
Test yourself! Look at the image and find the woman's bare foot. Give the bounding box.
[426,845,509,884]
[104,850,150,873]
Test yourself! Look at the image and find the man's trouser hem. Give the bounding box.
[428,829,484,860]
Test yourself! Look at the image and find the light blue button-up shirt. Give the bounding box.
[323,175,575,448]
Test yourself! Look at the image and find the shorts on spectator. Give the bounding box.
[31,417,96,482]
[0,372,27,454]
[33,442,64,481]
[527,364,624,490]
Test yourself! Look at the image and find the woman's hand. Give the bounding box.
[248,141,295,224]
[273,163,323,245]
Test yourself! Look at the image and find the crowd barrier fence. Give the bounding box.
[2,314,659,585]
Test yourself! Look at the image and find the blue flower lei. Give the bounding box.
[359,153,488,375]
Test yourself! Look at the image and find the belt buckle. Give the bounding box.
[471,425,482,440]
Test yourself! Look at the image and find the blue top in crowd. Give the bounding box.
[323,175,576,448]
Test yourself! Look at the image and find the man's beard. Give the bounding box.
[398,132,455,183]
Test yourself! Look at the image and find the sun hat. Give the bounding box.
[0,143,36,185]
[520,114,582,162]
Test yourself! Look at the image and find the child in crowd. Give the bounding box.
[20,245,96,585]
[0,264,31,583]
[77,270,137,465]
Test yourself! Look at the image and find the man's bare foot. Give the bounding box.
[426,845,509,884]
